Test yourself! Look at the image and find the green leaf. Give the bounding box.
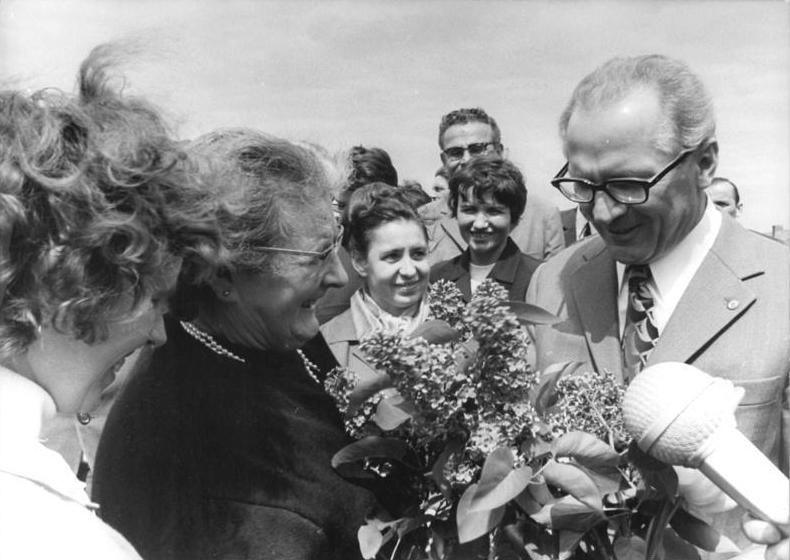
[346,353,392,410]
[644,497,680,560]
[408,319,463,344]
[470,448,533,511]
[508,300,561,325]
[331,436,417,470]
[534,361,585,415]
[514,487,542,514]
[541,459,604,512]
[357,521,383,560]
[669,508,740,553]
[456,483,506,543]
[530,495,604,531]
[551,431,622,470]
[527,477,556,505]
[557,530,585,560]
[660,527,704,559]
[372,394,412,430]
[613,536,649,560]
[430,438,464,499]
[628,441,678,497]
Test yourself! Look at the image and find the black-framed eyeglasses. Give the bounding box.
[258,225,344,260]
[442,142,499,162]
[550,147,698,205]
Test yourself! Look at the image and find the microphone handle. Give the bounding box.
[699,427,789,536]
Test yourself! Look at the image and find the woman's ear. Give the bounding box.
[350,250,368,278]
[206,268,238,303]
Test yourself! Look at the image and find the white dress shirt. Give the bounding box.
[616,200,722,338]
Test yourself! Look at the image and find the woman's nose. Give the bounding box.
[148,313,168,347]
[472,212,489,229]
[323,249,349,288]
[399,257,417,278]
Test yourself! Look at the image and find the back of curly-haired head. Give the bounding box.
[0,43,217,356]
[448,154,527,227]
[346,182,427,258]
[437,107,502,149]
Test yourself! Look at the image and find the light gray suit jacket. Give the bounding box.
[526,216,790,547]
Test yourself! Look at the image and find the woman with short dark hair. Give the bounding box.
[430,154,542,301]
[322,183,430,369]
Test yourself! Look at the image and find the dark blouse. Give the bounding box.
[429,237,543,302]
[92,316,376,560]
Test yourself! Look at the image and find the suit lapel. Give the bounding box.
[441,219,467,252]
[570,247,624,381]
[648,220,759,366]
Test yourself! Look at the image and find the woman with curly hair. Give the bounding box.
[0,45,215,559]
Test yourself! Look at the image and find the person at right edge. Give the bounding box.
[525,54,789,555]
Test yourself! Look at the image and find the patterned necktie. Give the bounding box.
[621,264,659,379]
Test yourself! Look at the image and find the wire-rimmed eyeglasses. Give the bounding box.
[550,147,698,205]
[257,225,344,260]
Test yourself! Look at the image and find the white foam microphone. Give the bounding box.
[623,362,789,534]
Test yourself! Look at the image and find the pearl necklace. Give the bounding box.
[296,349,322,385]
[180,321,246,364]
[180,321,322,384]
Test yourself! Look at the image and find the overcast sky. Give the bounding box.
[1,0,787,232]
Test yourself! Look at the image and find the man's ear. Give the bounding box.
[206,268,238,303]
[350,250,368,278]
[696,140,719,189]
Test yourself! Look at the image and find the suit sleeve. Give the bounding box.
[542,205,565,259]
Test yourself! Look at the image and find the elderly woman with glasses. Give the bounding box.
[0,46,213,559]
[92,128,377,560]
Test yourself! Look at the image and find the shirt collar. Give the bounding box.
[0,366,95,509]
[616,199,721,296]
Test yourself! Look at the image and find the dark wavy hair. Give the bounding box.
[346,182,427,259]
[437,107,502,149]
[0,44,217,355]
[447,154,527,227]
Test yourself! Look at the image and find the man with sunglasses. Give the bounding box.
[526,55,789,553]
[423,107,565,265]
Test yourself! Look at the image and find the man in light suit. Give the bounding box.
[422,107,565,265]
[526,54,789,550]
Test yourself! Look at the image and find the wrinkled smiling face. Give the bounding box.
[229,205,347,351]
[24,257,182,413]
[353,219,429,317]
[567,87,713,265]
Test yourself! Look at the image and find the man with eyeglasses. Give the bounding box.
[422,107,565,265]
[526,55,789,553]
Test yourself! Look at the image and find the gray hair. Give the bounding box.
[185,128,344,276]
[558,55,715,155]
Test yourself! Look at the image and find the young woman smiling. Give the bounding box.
[321,183,430,370]
[430,155,542,302]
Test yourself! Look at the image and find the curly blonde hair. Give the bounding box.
[0,44,218,355]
